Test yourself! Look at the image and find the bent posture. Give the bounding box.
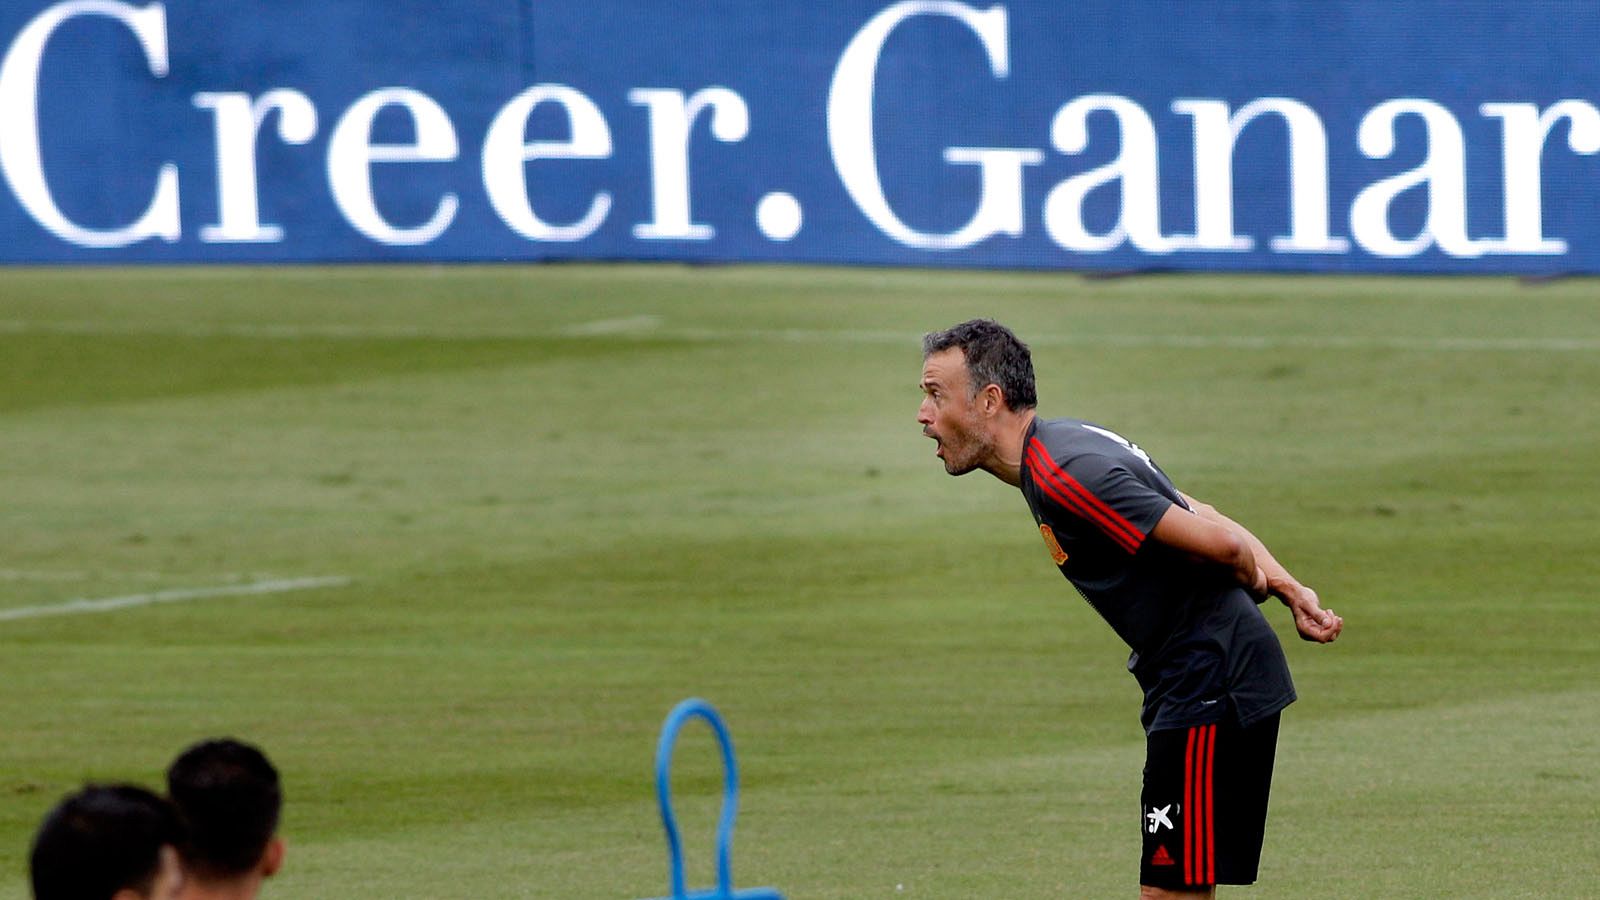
[917,319,1341,898]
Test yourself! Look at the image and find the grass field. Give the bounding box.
[1,264,1597,898]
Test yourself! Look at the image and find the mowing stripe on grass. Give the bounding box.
[2,318,1598,352]
[0,576,351,622]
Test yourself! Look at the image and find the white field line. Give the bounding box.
[2,318,1599,352]
[557,314,664,335]
[0,576,351,622]
[0,569,270,582]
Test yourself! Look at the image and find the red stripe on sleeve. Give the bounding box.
[1024,448,1118,546]
[1029,439,1148,549]
[1025,450,1138,554]
[1025,442,1145,553]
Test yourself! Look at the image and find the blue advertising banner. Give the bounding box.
[2,0,1599,272]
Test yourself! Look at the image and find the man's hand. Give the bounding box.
[1277,582,1342,643]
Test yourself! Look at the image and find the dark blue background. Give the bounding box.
[1,0,1597,272]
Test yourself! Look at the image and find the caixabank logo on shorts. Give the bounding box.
[1,0,1596,271]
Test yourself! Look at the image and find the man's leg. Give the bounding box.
[1141,723,1218,894]
[1140,886,1214,900]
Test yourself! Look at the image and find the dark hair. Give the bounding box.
[166,739,281,879]
[31,784,181,900]
[922,319,1037,410]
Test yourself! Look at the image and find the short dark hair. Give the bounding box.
[922,319,1037,410]
[166,739,281,879]
[31,784,181,900]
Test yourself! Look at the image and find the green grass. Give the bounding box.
[1,264,1597,898]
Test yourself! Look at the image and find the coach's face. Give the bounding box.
[918,348,994,476]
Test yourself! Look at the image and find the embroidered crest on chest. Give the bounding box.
[1038,523,1069,565]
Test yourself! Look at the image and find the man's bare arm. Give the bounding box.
[1177,492,1343,643]
[1148,503,1269,599]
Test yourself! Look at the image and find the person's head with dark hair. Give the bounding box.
[165,739,284,899]
[918,319,1040,483]
[31,784,185,900]
[921,318,1037,412]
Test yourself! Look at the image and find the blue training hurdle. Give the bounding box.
[640,698,783,900]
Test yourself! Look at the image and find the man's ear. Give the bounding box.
[980,383,1006,415]
[261,837,286,878]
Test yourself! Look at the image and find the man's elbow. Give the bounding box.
[1214,530,1253,572]
[1209,528,1260,586]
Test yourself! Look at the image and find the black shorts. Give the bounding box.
[1139,713,1280,889]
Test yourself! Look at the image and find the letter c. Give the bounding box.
[0,1,180,248]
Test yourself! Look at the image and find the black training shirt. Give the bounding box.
[1019,417,1296,733]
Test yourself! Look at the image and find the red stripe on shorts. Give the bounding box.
[1203,724,1217,885]
[1183,724,1218,886]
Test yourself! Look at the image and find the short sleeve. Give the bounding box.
[1031,451,1174,554]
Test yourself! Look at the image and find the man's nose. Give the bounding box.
[916,400,933,425]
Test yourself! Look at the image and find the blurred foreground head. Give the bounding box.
[31,784,184,900]
[165,739,284,894]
